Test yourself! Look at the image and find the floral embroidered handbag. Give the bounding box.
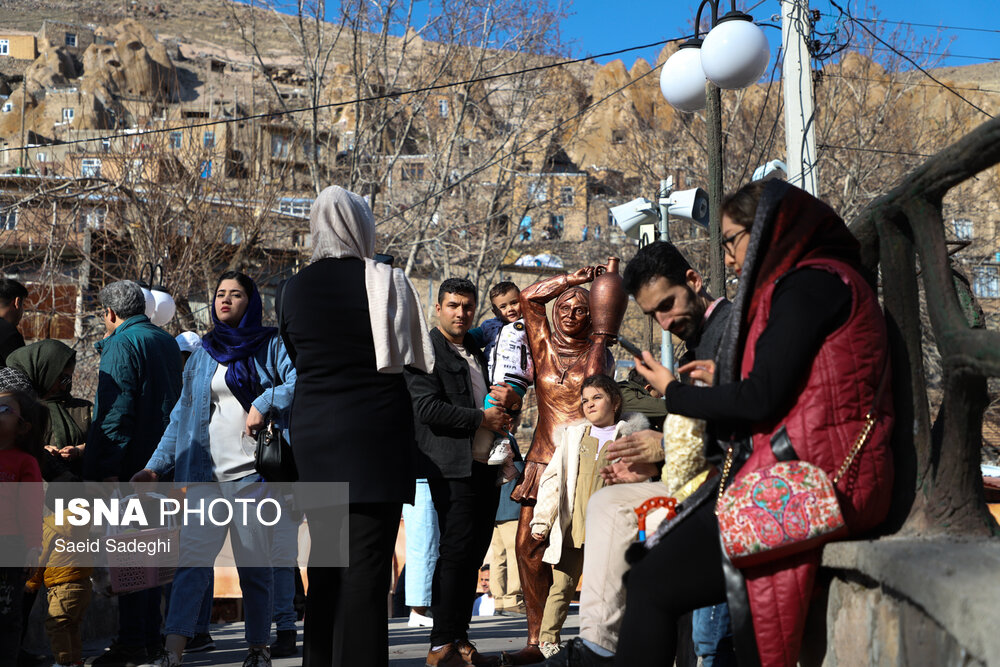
[715,415,876,568]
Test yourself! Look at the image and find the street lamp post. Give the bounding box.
[659,1,770,293]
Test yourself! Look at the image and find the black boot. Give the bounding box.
[269,629,298,658]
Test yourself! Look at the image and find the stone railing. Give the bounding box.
[804,115,1000,665]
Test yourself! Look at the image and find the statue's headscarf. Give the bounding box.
[551,286,593,355]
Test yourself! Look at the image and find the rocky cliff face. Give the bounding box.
[0,18,177,140]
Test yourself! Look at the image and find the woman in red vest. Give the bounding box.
[615,180,894,667]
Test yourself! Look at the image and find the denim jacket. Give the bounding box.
[145,334,296,482]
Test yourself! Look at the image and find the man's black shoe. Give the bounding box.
[16,649,46,667]
[88,642,148,667]
[185,633,216,653]
[524,638,614,667]
[269,629,298,658]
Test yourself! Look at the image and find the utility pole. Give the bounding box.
[781,0,819,195]
[658,178,676,373]
[19,86,26,171]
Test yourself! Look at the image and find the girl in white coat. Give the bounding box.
[529,374,649,656]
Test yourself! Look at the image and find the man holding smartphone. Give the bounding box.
[534,241,733,667]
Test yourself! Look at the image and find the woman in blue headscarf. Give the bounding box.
[132,271,296,667]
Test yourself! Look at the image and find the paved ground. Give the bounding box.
[79,612,579,666]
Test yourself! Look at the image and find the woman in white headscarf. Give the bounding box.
[279,186,434,667]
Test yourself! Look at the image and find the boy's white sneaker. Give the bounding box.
[488,438,512,465]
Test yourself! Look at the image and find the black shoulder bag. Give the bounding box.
[254,292,298,483]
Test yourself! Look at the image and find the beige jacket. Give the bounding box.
[530,412,648,565]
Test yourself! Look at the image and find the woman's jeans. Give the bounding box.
[164,479,274,645]
[402,479,439,608]
[272,507,300,632]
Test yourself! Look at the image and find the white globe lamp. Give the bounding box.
[150,289,176,327]
[701,12,770,90]
[141,287,156,320]
[659,41,708,112]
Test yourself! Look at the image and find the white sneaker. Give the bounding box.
[488,438,512,465]
[540,642,563,658]
[138,651,182,667]
[408,609,434,627]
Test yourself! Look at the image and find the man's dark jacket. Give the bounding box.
[83,315,183,480]
[404,327,488,479]
[0,318,25,367]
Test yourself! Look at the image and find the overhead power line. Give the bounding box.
[829,0,993,119]
[818,143,934,158]
[376,61,664,226]
[0,36,681,155]
[821,72,1000,95]
[817,10,1000,36]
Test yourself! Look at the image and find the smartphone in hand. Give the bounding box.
[617,336,648,366]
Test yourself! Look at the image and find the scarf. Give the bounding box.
[309,185,434,374]
[6,340,86,449]
[201,280,277,413]
[715,180,861,387]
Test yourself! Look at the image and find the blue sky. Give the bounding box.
[560,0,999,71]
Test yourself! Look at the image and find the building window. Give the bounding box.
[611,129,626,144]
[169,131,182,149]
[203,131,215,148]
[199,160,212,178]
[607,209,616,226]
[546,214,564,240]
[952,218,973,241]
[35,152,46,162]
[400,162,425,182]
[271,134,290,158]
[560,186,574,207]
[0,40,9,56]
[2,102,11,113]
[65,33,77,47]
[527,182,547,202]
[973,266,1000,299]
[223,225,243,245]
[460,144,471,158]
[62,108,75,123]
[438,99,448,117]
[278,198,312,217]
[0,208,16,230]
[518,216,532,242]
[79,207,106,230]
[100,138,110,152]
[80,158,101,178]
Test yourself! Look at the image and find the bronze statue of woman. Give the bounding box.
[504,265,619,664]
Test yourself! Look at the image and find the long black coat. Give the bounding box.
[280,257,416,505]
[404,327,488,479]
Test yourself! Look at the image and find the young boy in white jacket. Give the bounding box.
[529,374,649,657]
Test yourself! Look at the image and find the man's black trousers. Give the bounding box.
[428,462,501,646]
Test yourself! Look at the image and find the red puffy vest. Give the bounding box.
[735,258,894,666]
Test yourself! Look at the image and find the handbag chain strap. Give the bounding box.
[716,444,737,512]
[830,412,875,485]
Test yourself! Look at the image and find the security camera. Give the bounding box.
[665,188,710,227]
[610,198,659,240]
[752,160,787,182]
